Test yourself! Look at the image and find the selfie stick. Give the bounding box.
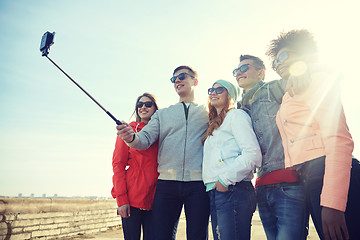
[40,31,122,125]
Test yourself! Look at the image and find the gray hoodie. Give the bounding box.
[128,102,208,181]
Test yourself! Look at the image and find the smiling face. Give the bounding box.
[274,47,312,79]
[173,68,198,100]
[209,83,229,113]
[274,47,297,79]
[235,59,264,92]
[136,96,156,124]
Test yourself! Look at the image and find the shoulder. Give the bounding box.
[227,109,250,121]
[161,102,183,110]
[191,102,208,111]
[153,103,180,115]
[310,67,339,88]
[301,65,340,97]
[264,79,287,91]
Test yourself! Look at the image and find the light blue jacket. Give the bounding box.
[128,102,208,181]
[202,109,261,186]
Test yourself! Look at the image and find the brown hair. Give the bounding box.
[240,54,266,70]
[202,94,234,144]
[173,65,198,78]
[131,92,159,122]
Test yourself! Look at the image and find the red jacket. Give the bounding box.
[111,121,159,210]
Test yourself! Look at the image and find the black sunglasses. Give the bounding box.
[272,51,291,70]
[170,72,194,83]
[136,101,154,108]
[208,86,226,95]
[232,64,254,77]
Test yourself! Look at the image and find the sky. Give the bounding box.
[1,0,360,197]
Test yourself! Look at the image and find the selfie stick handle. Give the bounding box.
[45,55,122,125]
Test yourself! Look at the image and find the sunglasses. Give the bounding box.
[170,72,194,83]
[272,51,291,70]
[136,101,154,108]
[232,64,256,77]
[208,86,226,95]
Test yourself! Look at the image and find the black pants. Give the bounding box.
[298,157,360,240]
[122,207,153,240]
[150,180,210,240]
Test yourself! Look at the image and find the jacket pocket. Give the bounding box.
[284,119,312,127]
[290,134,324,150]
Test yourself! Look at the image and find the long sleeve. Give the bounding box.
[219,110,262,186]
[304,71,354,211]
[128,110,160,150]
[111,136,130,207]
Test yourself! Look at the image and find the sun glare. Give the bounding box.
[289,61,308,77]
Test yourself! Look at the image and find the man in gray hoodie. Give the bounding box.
[116,66,209,240]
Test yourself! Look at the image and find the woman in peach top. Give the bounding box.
[266,29,360,240]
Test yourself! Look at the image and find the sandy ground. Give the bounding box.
[66,210,319,240]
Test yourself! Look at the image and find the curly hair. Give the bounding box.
[202,94,234,144]
[266,29,318,59]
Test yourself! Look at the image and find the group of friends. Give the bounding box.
[111,29,360,240]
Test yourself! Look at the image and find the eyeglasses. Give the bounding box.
[272,51,292,70]
[232,64,258,77]
[170,72,194,83]
[136,101,154,108]
[208,86,226,95]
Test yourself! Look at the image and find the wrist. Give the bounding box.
[217,177,228,188]
[128,134,135,143]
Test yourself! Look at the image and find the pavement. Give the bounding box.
[66,210,319,240]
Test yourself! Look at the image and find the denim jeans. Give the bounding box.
[121,207,153,240]
[256,182,307,240]
[150,180,210,240]
[208,181,256,240]
[298,157,360,240]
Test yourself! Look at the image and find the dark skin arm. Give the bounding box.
[322,207,349,240]
[287,68,349,240]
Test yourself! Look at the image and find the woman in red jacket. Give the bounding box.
[111,93,159,240]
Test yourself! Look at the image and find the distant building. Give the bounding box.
[30,193,34,198]
[18,193,22,198]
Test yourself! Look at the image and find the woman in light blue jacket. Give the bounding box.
[202,80,261,240]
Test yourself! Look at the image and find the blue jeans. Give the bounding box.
[256,183,307,240]
[208,181,256,240]
[298,157,360,240]
[150,180,210,240]
[122,207,153,240]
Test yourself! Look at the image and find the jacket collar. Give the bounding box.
[241,81,264,106]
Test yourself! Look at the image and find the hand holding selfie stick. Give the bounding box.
[40,31,122,125]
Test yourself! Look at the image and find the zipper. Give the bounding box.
[289,133,316,146]
[283,119,312,127]
[181,102,190,180]
[277,109,292,165]
[135,123,140,133]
